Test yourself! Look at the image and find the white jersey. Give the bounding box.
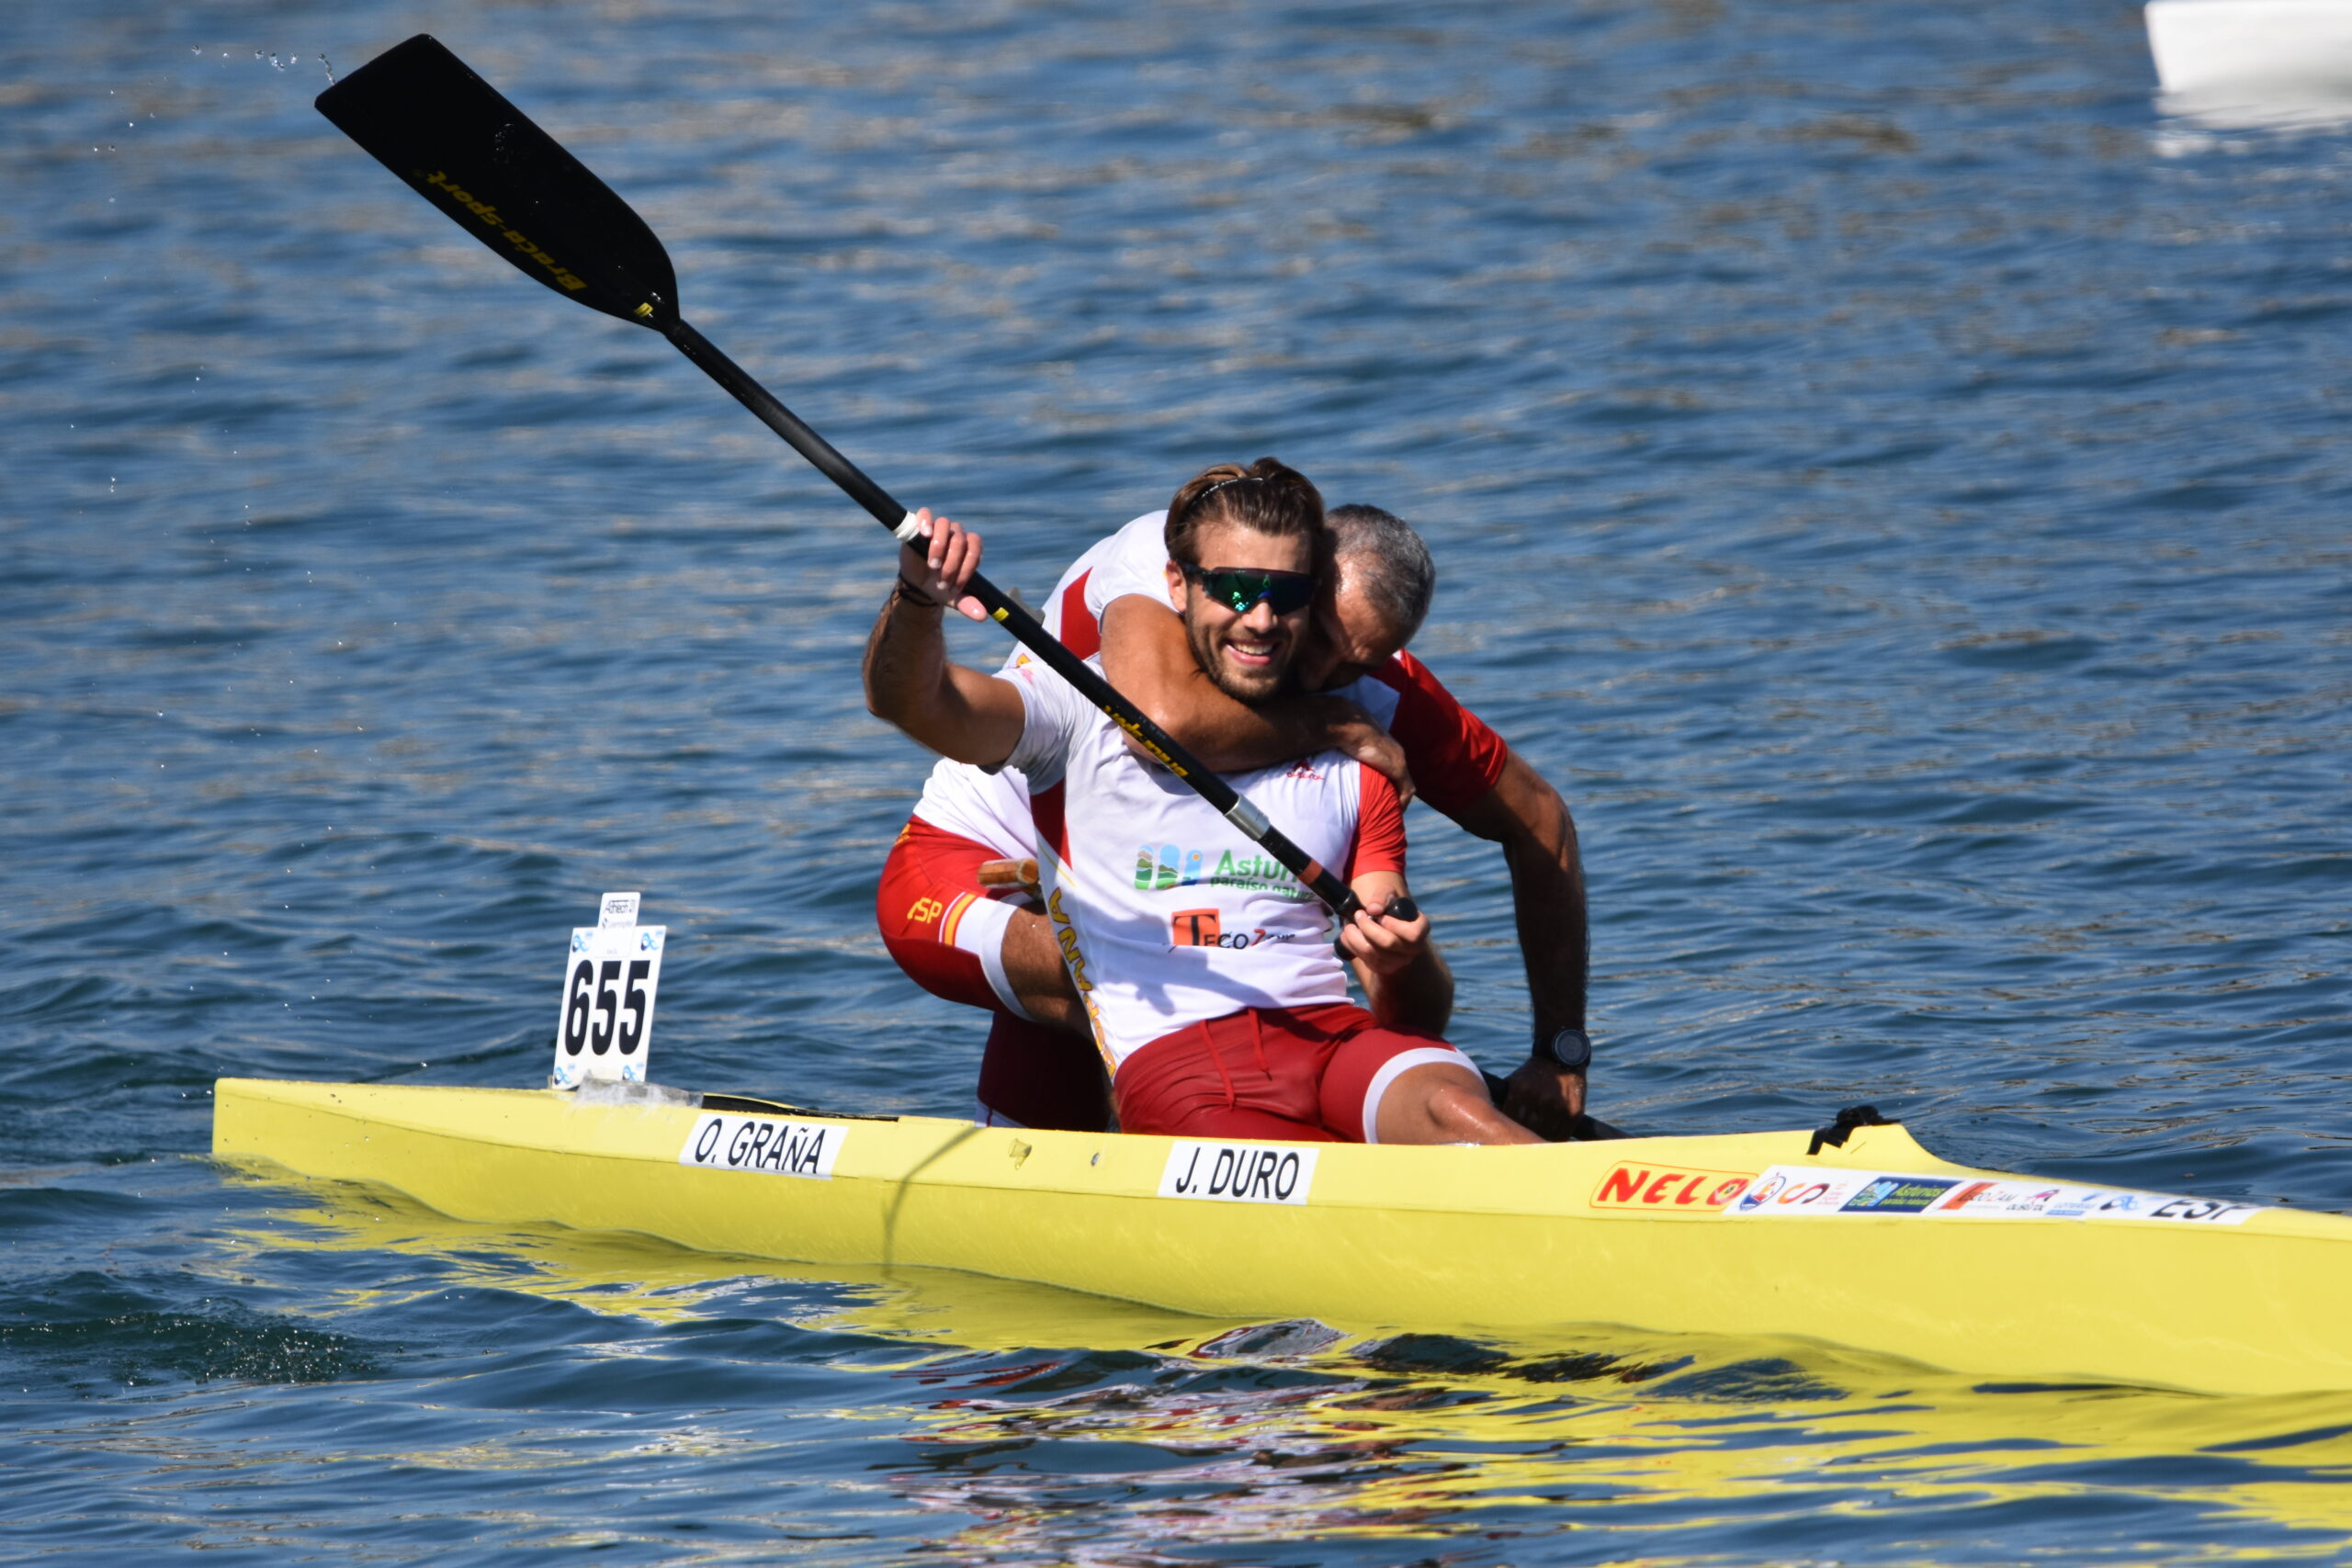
[998,656,1407,1071]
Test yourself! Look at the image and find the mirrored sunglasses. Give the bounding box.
[1181,564,1317,616]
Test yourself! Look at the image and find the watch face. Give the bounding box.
[1548,1029,1592,1069]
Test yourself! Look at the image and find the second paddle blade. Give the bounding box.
[318,34,681,329]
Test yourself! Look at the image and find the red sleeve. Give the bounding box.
[1369,652,1509,818]
[1057,569,1100,659]
[1344,761,1408,880]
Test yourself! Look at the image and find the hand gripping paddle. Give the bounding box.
[316,35,1410,930]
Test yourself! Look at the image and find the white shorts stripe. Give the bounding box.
[945,893,1037,1023]
[1360,1045,1482,1145]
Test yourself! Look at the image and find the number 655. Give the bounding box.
[561,958,651,1055]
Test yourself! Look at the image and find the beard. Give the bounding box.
[1184,606,1296,703]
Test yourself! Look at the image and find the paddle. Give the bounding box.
[314,33,1408,931]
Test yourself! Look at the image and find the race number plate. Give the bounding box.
[551,893,664,1088]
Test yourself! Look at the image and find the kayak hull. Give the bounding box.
[211,1077,2352,1395]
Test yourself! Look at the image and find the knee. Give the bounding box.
[1424,1077,1505,1138]
[1375,1064,1513,1145]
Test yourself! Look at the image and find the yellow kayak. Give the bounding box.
[211,1076,2352,1396]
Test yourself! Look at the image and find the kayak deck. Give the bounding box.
[211,1077,2352,1396]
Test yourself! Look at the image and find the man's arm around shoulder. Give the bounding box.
[1100,595,1413,795]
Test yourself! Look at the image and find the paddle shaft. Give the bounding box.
[662,319,1401,928]
[311,34,1406,928]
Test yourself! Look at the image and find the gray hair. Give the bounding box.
[1327,503,1435,641]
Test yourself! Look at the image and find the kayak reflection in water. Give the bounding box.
[864,458,1542,1146]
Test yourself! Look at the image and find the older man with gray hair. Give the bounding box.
[875,493,1596,1140]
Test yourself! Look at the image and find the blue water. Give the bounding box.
[7,0,2351,1559]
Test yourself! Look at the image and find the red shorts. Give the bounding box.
[1114,1003,1479,1144]
[876,818,1110,1134]
[877,819,1017,1014]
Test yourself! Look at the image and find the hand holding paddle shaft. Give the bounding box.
[315,35,1408,929]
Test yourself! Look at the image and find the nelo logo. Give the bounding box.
[1591,1164,1754,1211]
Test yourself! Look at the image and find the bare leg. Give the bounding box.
[1001,908,1088,1033]
[1374,1062,1544,1146]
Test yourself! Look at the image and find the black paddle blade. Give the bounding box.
[317,35,679,328]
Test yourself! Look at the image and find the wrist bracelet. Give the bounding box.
[893,576,942,609]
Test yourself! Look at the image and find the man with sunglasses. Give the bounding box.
[880,470,1594,1139]
[868,459,1541,1146]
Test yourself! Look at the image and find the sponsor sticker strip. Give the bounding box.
[1724,1165,2259,1225]
[679,1112,842,1180]
[1159,1141,1317,1205]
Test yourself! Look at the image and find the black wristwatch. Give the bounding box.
[1538,1027,1592,1070]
